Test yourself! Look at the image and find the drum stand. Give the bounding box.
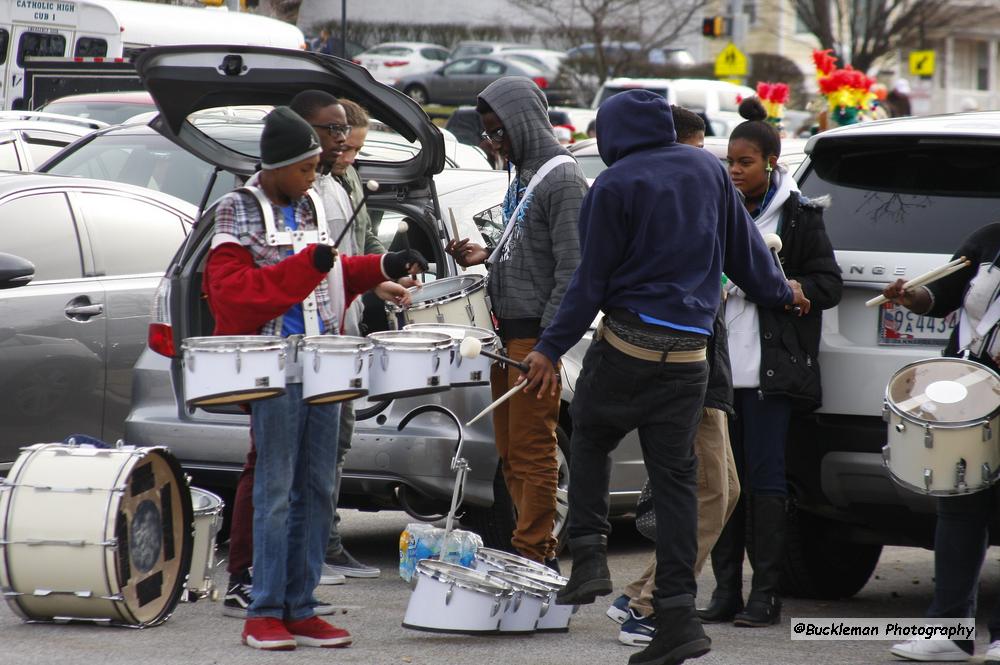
[397,405,468,556]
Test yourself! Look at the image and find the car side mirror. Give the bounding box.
[0,252,35,289]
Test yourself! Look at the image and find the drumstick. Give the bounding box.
[448,207,461,242]
[762,233,800,315]
[459,336,529,373]
[332,179,379,248]
[866,257,971,307]
[465,382,527,427]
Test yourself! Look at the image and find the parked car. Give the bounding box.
[592,77,754,114]
[773,111,1000,599]
[37,91,157,125]
[0,172,195,474]
[498,48,568,75]
[121,45,648,551]
[396,56,575,107]
[567,42,695,68]
[448,41,525,61]
[354,42,451,86]
[0,111,105,171]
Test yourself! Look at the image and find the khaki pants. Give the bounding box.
[490,338,560,562]
[624,407,739,615]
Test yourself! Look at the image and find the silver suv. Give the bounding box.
[782,111,1000,599]
[123,46,648,549]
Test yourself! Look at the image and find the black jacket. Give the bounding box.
[705,305,734,415]
[757,194,842,411]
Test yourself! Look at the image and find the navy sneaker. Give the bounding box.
[618,608,656,647]
[606,594,631,624]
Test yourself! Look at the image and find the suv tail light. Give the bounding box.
[148,277,175,358]
[532,76,549,89]
[384,60,410,67]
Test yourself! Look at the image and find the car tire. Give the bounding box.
[779,497,882,599]
[461,424,570,555]
[404,85,429,106]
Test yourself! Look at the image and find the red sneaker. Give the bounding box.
[285,616,353,648]
[242,617,297,651]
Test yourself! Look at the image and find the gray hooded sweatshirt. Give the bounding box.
[478,77,587,339]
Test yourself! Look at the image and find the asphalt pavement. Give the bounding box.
[2,510,999,665]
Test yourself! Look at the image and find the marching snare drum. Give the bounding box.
[883,357,1000,495]
[402,559,512,634]
[504,565,577,633]
[367,331,454,401]
[300,335,374,404]
[389,275,494,330]
[487,569,551,634]
[185,487,224,602]
[181,336,287,408]
[403,323,498,387]
[0,443,193,626]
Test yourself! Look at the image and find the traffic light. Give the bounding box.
[702,16,727,38]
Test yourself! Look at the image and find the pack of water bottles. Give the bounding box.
[398,523,483,581]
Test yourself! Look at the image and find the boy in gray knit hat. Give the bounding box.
[445,77,586,569]
[205,106,425,651]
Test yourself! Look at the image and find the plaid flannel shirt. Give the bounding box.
[213,185,336,336]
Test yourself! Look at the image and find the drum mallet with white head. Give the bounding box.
[763,232,801,315]
[332,179,380,248]
[459,336,529,373]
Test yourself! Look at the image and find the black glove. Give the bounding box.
[313,244,336,272]
[384,249,429,279]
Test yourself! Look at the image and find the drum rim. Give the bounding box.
[486,570,553,598]
[190,487,225,516]
[182,335,287,352]
[403,323,497,343]
[885,357,1000,427]
[387,274,484,312]
[416,559,513,596]
[300,335,375,352]
[882,455,1000,496]
[476,547,542,570]
[503,564,568,588]
[368,330,455,350]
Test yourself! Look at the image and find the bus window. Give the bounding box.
[17,32,66,67]
[0,29,9,65]
[74,37,108,58]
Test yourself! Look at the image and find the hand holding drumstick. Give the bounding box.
[868,257,972,311]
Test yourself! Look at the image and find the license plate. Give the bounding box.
[877,302,957,345]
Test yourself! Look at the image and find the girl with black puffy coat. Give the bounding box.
[697,98,842,628]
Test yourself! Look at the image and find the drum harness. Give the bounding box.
[239,185,332,383]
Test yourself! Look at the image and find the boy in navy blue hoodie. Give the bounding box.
[522,90,809,665]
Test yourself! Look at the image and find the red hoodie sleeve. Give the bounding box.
[340,254,390,305]
[204,242,328,335]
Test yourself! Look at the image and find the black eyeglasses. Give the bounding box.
[480,127,506,144]
[311,123,352,138]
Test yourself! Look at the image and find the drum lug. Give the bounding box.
[314,350,321,373]
[445,583,454,606]
[511,591,522,612]
[881,444,891,463]
[355,354,364,375]
[984,422,993,442]
[432,352,441,374]
[235,348,242,374]
[491,595,503,617]
[923,468,933,490]
[955,459,967,492]
[539,599,550,618]
[924,425,933,449]
[380,348,389,372]
[983,462,993,484]
[882,403,890,423]
[465,302,475,325]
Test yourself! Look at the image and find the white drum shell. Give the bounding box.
[300,336,373,404]
[488,571,548,634]
[187,488,224,600]
[503,564,576,632]
[402,562,508,634]
[402,324,498,387]
[367,332,453,402]
[391,275,494,331]
[883,410,1000,495]
[182,336,287,407]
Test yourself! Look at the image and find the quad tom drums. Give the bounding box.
[403,323,498,387]
[181,335,287,408]
[402,560,512,634]
[389,275,494,331]
[0,443,193,626]
[883,357,1000,495]
[367,331,454,401]
[300,335,374,404]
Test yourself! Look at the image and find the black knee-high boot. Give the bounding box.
[696,495,745,623]
[734,495,785,627]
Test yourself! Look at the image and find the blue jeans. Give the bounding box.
[568,338,707,605]
[248,383,340,621]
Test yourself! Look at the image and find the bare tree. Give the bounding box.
[793,0,996,73]
[510,0,709,83]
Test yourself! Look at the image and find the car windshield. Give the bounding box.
[39,101,153,125]
[43,129,234,206]
[800,138,1000,253]
[598,85,668,107]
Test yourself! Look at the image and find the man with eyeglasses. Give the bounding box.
[445,77,587,571]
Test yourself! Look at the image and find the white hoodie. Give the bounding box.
[725,169,799,389]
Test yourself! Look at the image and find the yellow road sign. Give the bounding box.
[909,50,935,77]
[715,43,747,78]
